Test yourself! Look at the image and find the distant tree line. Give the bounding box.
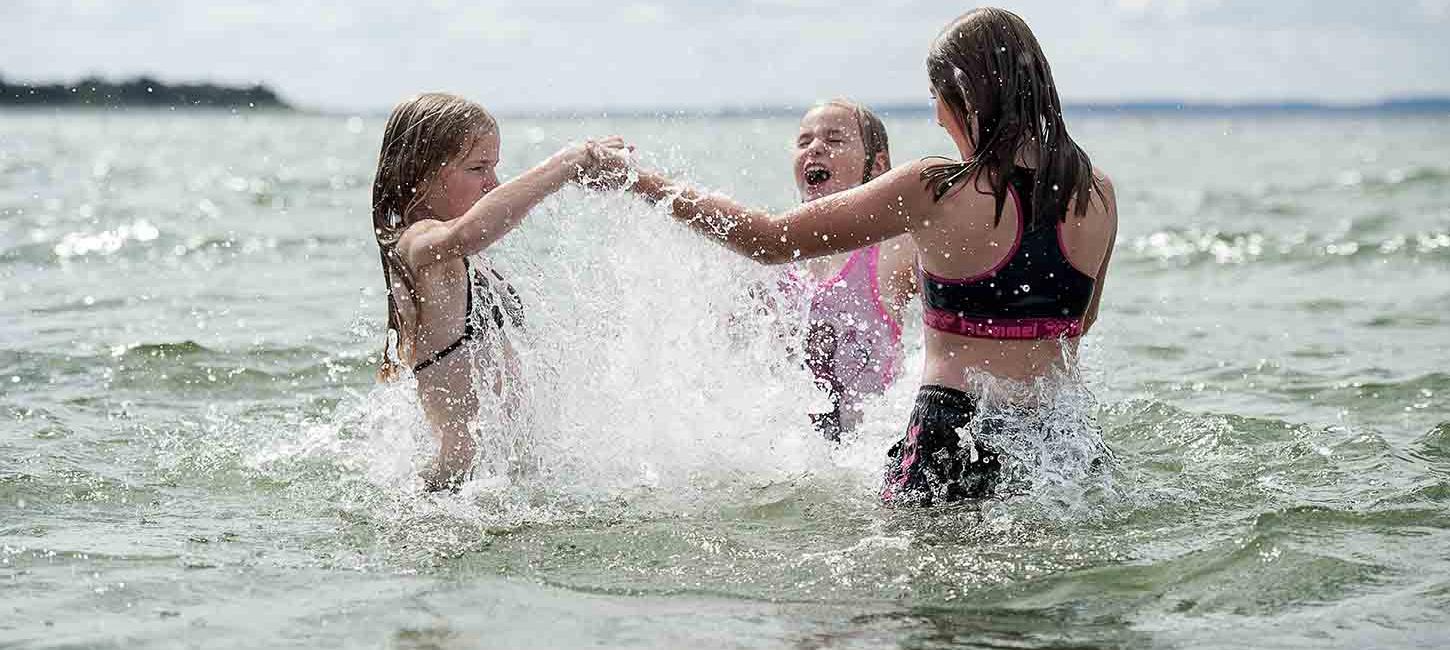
[0,74,291,109]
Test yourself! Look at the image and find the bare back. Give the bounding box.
[908,164,1118,387]
[394,252,524,481]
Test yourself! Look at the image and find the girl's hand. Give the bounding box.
[577,136,635,191]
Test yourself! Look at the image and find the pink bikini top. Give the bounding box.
[787,245,904,432]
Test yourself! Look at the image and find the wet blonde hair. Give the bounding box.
[817,98,892,183]
[371,92,497,380]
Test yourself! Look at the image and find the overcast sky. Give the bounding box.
[7,0,1449,113]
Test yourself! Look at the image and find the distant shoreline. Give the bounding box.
[2,73,1444,117]
[0,75,291,110]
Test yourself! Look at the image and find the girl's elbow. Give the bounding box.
[749,245,794,266]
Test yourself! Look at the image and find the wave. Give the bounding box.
[1409,422,1450,465]
[1270,372,1448,416]
[1125,226,1450,267]
[1195,165,1450,210]
[117,340,212,358]
[1333,165,1450,191]
[105,342,377,401]
[1,342,376,403]
[0,219,362,267]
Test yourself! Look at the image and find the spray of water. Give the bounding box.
[250,181,1118,533]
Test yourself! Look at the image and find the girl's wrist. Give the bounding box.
[630,170,672,203]
[547,145,587,185]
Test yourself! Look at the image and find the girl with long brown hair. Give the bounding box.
[609,8,1118,506]
[371,92,624,491]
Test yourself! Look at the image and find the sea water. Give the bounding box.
[2,109,1448,648]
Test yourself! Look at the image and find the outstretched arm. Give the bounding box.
[628,159,937,265]
[399,137,628,270]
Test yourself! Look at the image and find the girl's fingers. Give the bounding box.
[594,135,630,150]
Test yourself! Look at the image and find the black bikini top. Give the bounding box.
[918,167,1096,340]
[412,258,524,374]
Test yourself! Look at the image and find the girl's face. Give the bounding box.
[793,105,870,203]
[423,129,501,220]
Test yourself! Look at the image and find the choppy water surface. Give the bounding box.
[2,110,1448,649]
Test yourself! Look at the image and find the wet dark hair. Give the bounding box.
[921,7,1100,230]
[371,92,496,380]
[818,99,892,183]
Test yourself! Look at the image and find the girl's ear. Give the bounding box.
[870,152,891,179]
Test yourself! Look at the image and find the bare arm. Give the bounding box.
[628,160,938,265]
[880,235,920,312]
[398,144,602,270]
[1082,177,1118,332]
[399,146,579,271]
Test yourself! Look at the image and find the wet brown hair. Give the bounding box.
[818,99,892,183]
[371,92,497,380]
[920,7,1099,230]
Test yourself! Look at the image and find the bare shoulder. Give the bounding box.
[1093,169,1119,245]
[1092,167,1118,214]
[396,218,449,270]
[919,159,999,228]
[398,218,447,244]
[870,157,936,196]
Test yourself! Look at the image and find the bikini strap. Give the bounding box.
[411,258,478,374]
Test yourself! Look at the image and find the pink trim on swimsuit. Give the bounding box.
[866,246,903,386]
[918,184,1027,286]
[880,422,923,502]
[922,310,1083,340]
[1056,220,1099,277]
[917,177,1087,341]
[816,247,862,292]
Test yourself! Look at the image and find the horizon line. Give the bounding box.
[4,72,1447,116]
[483,97,1450,119]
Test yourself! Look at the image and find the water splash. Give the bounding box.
[248,185,1124,537]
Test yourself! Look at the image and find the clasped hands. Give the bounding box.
[566,135,638,192]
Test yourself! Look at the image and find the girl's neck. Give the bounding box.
[959,143,1040,169]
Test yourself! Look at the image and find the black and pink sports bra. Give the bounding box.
[918,167,1096,340]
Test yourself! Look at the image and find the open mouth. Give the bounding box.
[804,163,832,187]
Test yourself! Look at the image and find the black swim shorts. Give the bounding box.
[881,384,1003,506]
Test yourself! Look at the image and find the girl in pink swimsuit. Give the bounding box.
[786,100,918,440]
